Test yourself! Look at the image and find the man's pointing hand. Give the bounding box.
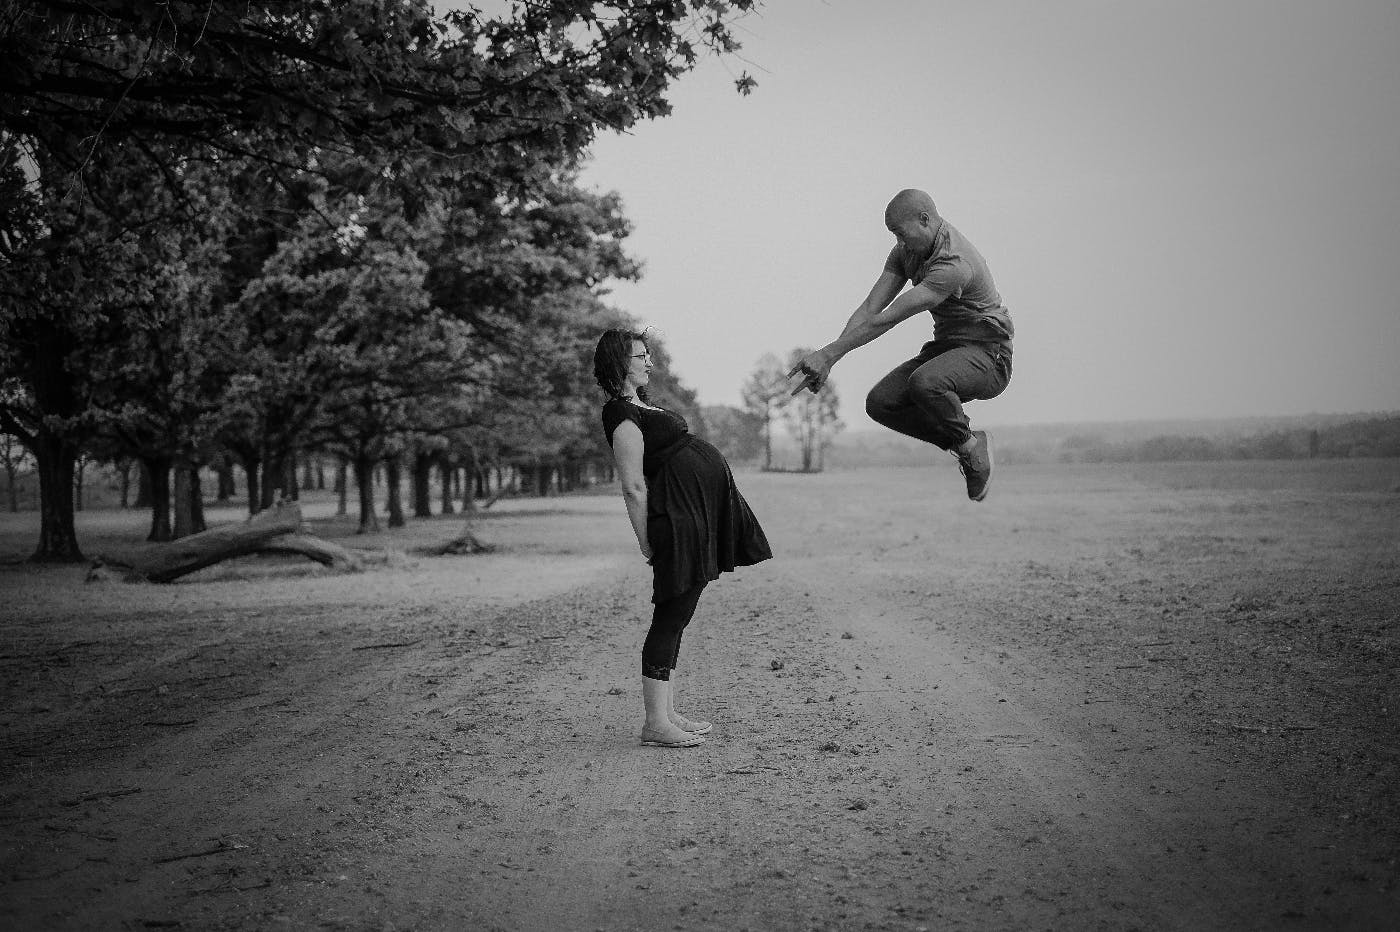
[787,349,834,395]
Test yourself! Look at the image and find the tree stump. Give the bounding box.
[424,520,494,556]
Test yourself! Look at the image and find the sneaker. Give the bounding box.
[955,430,993,501]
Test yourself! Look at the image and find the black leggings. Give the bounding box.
[642,583,706,681]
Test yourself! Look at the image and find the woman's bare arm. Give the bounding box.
[610,419,652,562]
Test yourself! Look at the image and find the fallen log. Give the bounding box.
[90,503,388,583]
[258,533,363,572]
[107,502,302,583]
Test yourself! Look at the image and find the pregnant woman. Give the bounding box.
[594,328,773,748]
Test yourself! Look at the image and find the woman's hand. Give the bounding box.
[639,541,654,564]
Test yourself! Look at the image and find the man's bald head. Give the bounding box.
[884,188,942,259]
[884,188,939,225]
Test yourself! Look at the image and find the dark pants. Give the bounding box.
[642,582,706,681]
[865,341,1012,451]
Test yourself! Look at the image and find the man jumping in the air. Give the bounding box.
[789,188,1013,501]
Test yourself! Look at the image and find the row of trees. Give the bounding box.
[0,0,757,561]
[1059,417,1400,464]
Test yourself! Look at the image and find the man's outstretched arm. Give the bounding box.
[789,272,947,393]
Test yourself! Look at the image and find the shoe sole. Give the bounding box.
[641,737,705,748]
[640,732,706,748]
[971,434,993,502]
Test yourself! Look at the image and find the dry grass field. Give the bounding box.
[2,459,1397,930]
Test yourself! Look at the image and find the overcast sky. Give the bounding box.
[470,0,1400,428]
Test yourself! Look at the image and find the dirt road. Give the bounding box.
[2,461,1397,930]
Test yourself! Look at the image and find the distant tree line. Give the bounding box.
[0,0,755,561]
[1057,416,1400,464]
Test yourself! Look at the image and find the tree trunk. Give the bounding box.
[316,461,325,491]
[173,465,193,539]
[5,463,17,513]
[145,456,173,542]
[438,456,454,516]
[135,459,153,508]
[335,458,348,517]
[214,455,235,502]
[172,463,207,539]
[460,450,478,513]
[73,455,85,512]
[411,452,433,518]
[236,449,262,516]
[32,431,83,562]
[25,317,85,561]
[117,460,132,509]
[385,455,405,528]
[301,458,314,494]
[354,454,379,534]
[283,453,299,502]
[259,444,280,511]
[191,467,206,531]
[763,401,773,471]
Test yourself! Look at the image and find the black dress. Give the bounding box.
[602,399,772,603]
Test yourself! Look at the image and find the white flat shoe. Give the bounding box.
[640,727,705,748]
[673,717,712,735]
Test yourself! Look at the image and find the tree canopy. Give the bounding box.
[0,0,759,560]
[2,0,756,207]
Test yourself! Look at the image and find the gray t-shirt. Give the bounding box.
[884,218,1014,344]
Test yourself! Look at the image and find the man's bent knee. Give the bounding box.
[865,387,900,424]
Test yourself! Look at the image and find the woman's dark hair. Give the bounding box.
[593,328,649,402]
